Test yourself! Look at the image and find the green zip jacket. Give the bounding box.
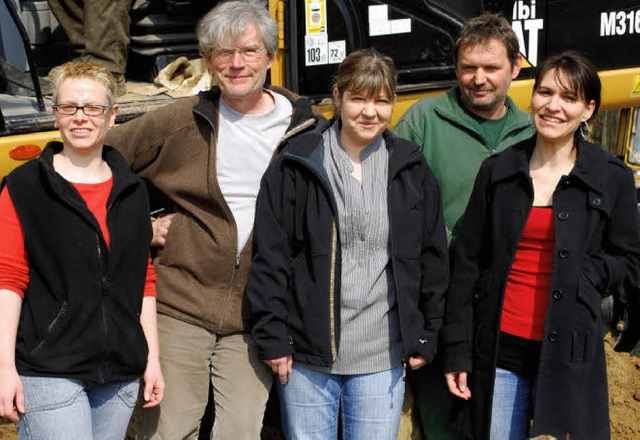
[394,87,535,240]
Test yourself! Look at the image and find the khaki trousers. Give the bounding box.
[48,0,132,79]
[138,314,273,440]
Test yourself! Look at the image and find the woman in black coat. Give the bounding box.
[442,51,640,439]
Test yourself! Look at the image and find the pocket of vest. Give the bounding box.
[30,301,68,355]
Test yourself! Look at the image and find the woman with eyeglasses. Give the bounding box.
[0,62,164,439]
[246,48,448,439]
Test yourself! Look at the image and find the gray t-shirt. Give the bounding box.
[216,91,292,254]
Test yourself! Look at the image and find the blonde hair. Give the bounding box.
[50,62,117,105]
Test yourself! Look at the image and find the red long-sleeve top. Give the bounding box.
[0,180,156,298]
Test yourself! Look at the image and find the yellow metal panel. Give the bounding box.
[270,0,286,88]
[0,130,60,179]
[599,68,640,110]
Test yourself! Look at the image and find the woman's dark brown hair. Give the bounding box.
[533,51,601,122]
[332,48,397,115]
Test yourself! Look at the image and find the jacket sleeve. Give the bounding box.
[441,160,493,374]
[245,162,294,361]
[105,102,181,173]
[583,163,640,293]
[414,162,449,363]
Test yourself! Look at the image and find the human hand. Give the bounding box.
[264,356,293,385]
[0,368,24,422]
[141,358,165,408]
[445,371,472,400]
[408,355,428,370]
[151,214,175,247]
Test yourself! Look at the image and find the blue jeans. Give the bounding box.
[490,367,534,440]
[16,375,140,440]
[277,364,405,440]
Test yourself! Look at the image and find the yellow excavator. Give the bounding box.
[1,1,639,438]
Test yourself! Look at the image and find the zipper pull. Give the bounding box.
[402,359,407,382]
[235,255,240,268]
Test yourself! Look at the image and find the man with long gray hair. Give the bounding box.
[106,1,320,438]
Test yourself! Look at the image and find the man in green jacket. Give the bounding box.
[394,13,535,439]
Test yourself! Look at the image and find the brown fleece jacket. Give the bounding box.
[106,86,321,334]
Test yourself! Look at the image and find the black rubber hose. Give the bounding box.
[1,0,46,112]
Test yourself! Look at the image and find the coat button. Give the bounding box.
[558,248,570,259]
[552,289,563,300]
[558,211,570,220]
[548,331,559,342]
[591,197,602,206]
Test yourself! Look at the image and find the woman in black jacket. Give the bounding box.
[442,51,640,439]
[246,48,448,440]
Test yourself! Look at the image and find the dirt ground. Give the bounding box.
[0,421,13,440]
[605,334,640,440]
[1,334,639,439]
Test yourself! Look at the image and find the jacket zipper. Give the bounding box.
[96,232,108,384]
[94,188,132,384]
[193,105,240,334]
[283,152,341,363]
[388,180,409,372]
[328,219,338,362]
[387,153,423,369]
[216,251,242,334]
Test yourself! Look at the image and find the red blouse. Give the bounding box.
[0,180,156,298]
[500,206,555,341]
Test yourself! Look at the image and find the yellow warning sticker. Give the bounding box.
[306,0,327,34]
[633,75,640,97]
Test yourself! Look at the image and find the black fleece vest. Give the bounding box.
[6,142,152,384]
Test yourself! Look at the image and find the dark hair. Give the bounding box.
[454,13,520,68]
[332,48,397,115]
[533,51,601,121]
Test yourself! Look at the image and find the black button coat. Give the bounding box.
[442,136,640,439]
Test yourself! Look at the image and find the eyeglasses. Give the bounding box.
[211,46,266,63]
[53,104,113,116]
